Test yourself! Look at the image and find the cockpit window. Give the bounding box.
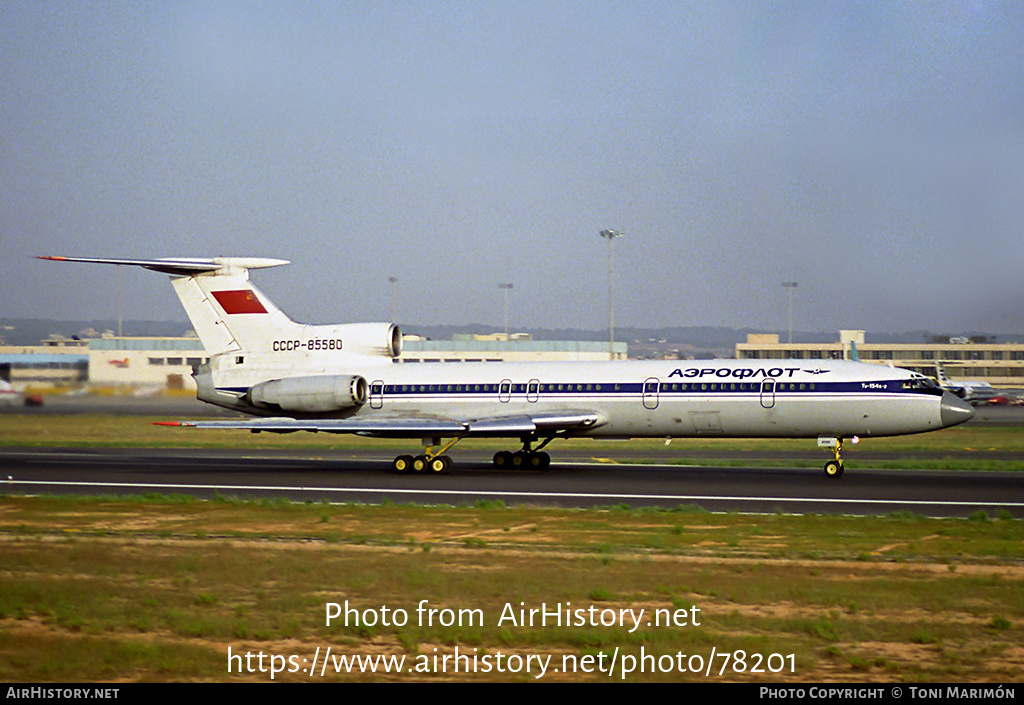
[902,377,941,392]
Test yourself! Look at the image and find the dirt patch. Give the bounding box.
[2,497,1021,682]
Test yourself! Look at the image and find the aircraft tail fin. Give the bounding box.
[39,257,298,355]
[849,340,860,362]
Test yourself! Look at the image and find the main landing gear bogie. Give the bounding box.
[392,454,452,474]
[494,435,555,471]
[392,437,461,475]
[492,450,551,470]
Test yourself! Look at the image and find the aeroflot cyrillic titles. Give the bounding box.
[670,366,804,379]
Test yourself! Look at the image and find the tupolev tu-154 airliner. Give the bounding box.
[40,256,974,477]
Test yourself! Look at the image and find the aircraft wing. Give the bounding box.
[158,409,607,438]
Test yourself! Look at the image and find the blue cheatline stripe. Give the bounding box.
[219,380,939,398]
[376,382,929,395]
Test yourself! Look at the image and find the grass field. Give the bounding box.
[1,413,1021,682]
[0,493,1021,682]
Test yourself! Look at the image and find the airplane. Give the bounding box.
[0,379,21,407]
[932,364,998,406]
[39,256,975,478]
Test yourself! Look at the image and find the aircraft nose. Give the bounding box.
[940,391,974,428]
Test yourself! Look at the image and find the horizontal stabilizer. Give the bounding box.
[37,256,289,276]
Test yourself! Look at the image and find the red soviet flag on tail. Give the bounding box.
[211,289,268,314]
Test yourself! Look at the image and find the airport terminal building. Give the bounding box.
[2,333,626,391]
[87,334,624,389]
[400,334,627,363]
[0,338,89,386]
[7,328,1021,391]
[735,330,1024,388]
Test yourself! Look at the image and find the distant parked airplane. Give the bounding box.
[933,364,997,406]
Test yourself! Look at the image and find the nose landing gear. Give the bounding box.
[818,437,846,478]
[824,458,844,478]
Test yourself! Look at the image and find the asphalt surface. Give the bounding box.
[2,394,1022,518]
[2,444,1022,518]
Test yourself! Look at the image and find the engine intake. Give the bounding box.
[248,375,368,413]
[336,323,402,358]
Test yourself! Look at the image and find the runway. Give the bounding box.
[3,446,1022,518]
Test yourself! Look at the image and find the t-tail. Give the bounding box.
[39,257,402,412]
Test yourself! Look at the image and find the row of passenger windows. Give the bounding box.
[747,350,1024,361]
[383,383,613,393]
[380,382,820,393]
[672,382,818,392]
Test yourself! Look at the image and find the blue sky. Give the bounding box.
[3,1,1022,334]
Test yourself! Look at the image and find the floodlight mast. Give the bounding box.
[498,283,514,339]
[599,229,623,360]
[388,276,399,324]
[782,280,798,345]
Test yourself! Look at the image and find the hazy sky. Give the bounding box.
[3,1,1022,335]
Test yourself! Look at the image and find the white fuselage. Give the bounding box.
[201,356,957,440]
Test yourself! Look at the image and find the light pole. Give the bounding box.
[782,280,798,345]
[388,276,399,323]
[599,229,623,360]
[498,283,514,339]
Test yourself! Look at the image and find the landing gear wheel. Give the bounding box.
[824,460,844,478]
[427,455,451,474]
[412,455,428,473]
[493,451,513,468]
[393,455,415,474]
[527,451,551,470]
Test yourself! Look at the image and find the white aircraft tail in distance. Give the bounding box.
[40,256,975,478]
[0,379,21,407]
[929,363,998,406]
